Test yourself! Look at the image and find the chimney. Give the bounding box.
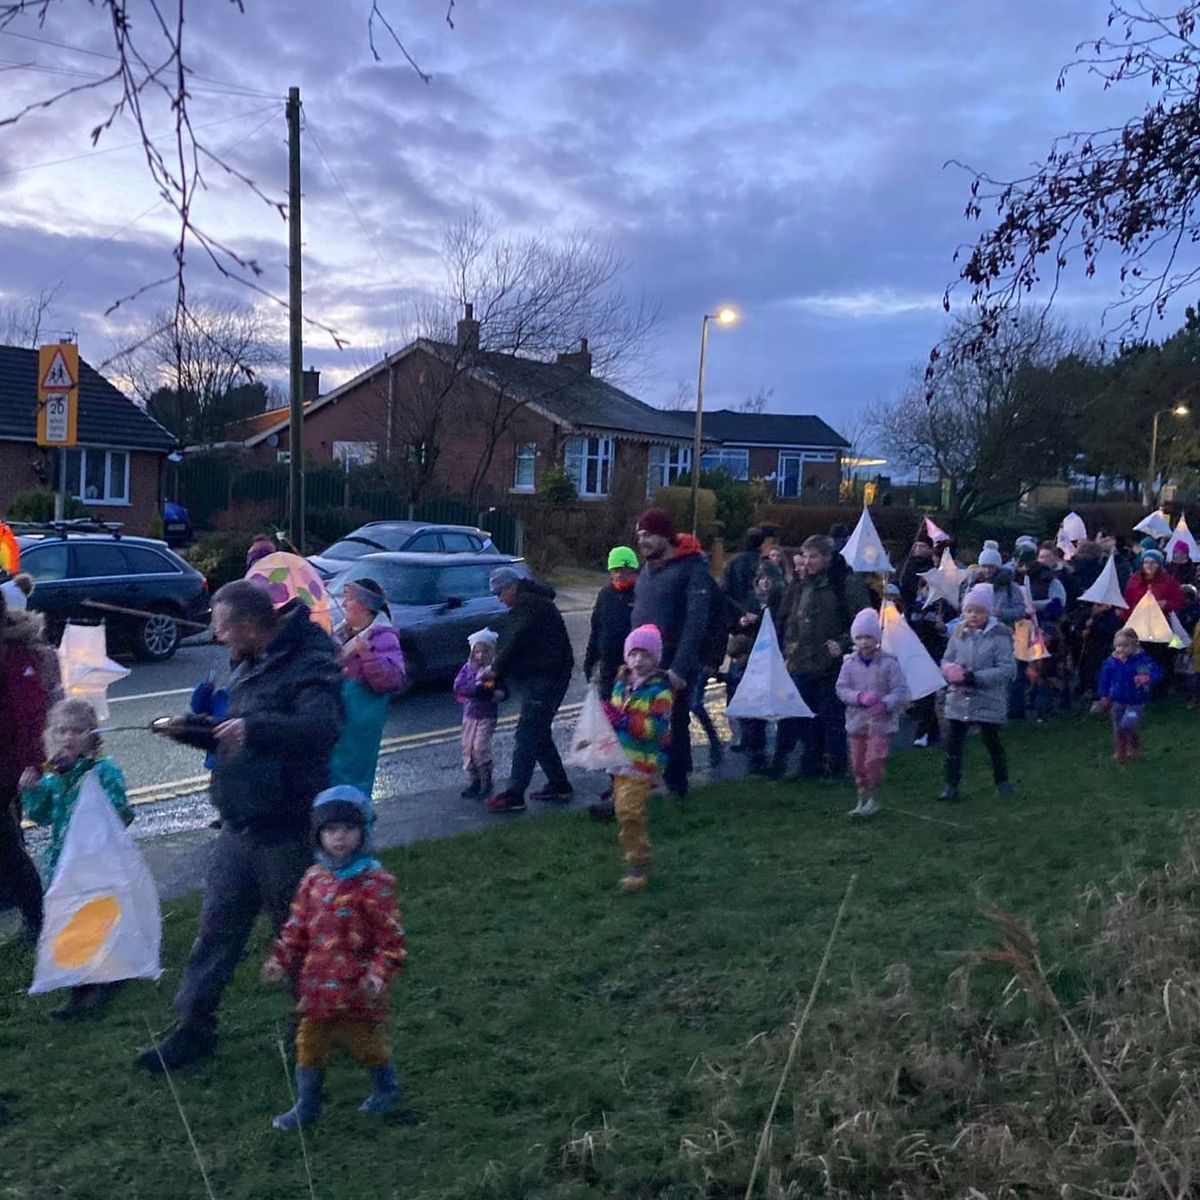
[456,302,480,351]
[557,336,592,375]
[302,367,320,405]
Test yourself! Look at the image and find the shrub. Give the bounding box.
[307,507,374,550]
[146,512,165,541]
[525,534,572,577]
[213,499,282,534]
[538,465,578,503]
[652,485,717,540]
[184,531,252,591]
[6,488,88,524]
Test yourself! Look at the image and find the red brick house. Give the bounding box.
[699,410,848,500]
[0,344,175,533]
[228,311,697,506]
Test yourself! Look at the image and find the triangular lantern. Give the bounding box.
[1169,611,1192,650]
[1055,524,1078,561]
[1134,510,1173,539]
[840,505,893,574]
[1121,591,1174,643]
[1060,511,1087,543]
[30,770,161,994]
[725,609,814,720]
[1078,554,1128,608]
[924,516,950,545]
[1169,514,1200,563]
[880,601,946,700]
[57,623,130,721]
[918,548,966,610]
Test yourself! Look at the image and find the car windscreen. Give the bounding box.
[322,537,386,561]
[330,561,435,607]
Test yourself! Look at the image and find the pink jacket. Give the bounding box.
[338,613,407,695]
[835,651,908,736]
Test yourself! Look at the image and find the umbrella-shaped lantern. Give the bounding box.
[245,551,332,633]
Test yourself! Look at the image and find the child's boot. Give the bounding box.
[619,865,650,894]
[359,1062,403,1114]
[1113,729,1127,764]
[1127,730,1142,761]
[460,769,482,799]
[477,767,493,799]
[856,797,881,818]
[847,789,866,817]
[272,1067,324,1130]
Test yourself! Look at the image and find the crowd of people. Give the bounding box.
[0,506,1193,1129]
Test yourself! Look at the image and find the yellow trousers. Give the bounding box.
[612,774,653,869]
[295,1017,390,1069]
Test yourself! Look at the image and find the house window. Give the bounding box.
[647,444,691,497]
[564,435,614,498]
[63,449,130,504]
[332,441,377,468]
[698,448,749,481]
[778,453,803,499]
[513,441,537,491]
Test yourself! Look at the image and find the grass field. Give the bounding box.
[2,704,1198,1199]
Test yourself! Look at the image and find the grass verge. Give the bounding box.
[1,704,1198,1199]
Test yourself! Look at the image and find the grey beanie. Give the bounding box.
[978,540,1003,568]
[489,565,524,595]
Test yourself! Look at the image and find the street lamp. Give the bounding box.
[690,307,739,536]
[1146,403,1190,505]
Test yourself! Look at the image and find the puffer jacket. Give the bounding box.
[209,601,344,841]
[631,535,711,681]
[941,618,1016,725]
[835,651,909,735]
[338,612,407,694]
[0,609,61,796]
[493,578,574,683]
[1124,568,1185,615]
[778,567,872,678]
[1097,651,1162,706]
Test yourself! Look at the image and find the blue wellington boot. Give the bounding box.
[272,1067,324,1130]
[359,1063,403,1114]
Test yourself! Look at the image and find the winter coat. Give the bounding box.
[961,569,1028,627]
[604,667,673,777]
[1124,568,1185,615]
[940,618,1017,725]
[1097,651,1162,707]
[454,661,501,721]
[272,863,407,1022]
[778,567,871,678]
[206,602,344,842]
[583,583,636,691]
[1079,606,1125,692]
[835,652,909,736]
[0,610,61,798]
[337,613,407,695]
[897,551,937,611]
[493,578,573,683]
[1167,560,1197,588]
[722,549,763,611]
[631,535,712,682]
[22,755,130,880]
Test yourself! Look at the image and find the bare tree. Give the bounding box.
[657,380,694,412]
[874,313,1092,519]
[0,285,62,347]
[736,385,773,415]
[951,2,1200,356]
[110,299,279,445]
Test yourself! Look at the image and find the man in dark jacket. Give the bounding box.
[583,546,639,701]
[485,566,575,813]
[631,507,711,797]
[137,580,343,1074]
[722,527,766,610]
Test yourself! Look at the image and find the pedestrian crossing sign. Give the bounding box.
[40,346,76,390]
[36,342,79,447]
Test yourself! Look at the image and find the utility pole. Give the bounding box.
[286,85,305,552]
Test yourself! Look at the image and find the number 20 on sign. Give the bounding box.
[36,342,79,447]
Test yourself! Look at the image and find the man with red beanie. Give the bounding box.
[630,507,712,797]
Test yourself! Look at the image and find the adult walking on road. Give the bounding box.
[484,567,575,813]
[631,508,711,798]
[329,578,407,798]
[772,535,871,781]
[0,579,60,943]
[137,580,343,1074]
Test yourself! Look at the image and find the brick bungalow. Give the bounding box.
[0,344,175,533]
[227,309,698,506]
[698,410,848,500]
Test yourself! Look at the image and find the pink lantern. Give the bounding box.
[244,552,332,633]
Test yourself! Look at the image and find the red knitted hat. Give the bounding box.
[636,508,674,540]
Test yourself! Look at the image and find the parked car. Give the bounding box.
[327,552,530,685]
[15,522,211,661]
[308,521,497,578]
[162,500,193,548]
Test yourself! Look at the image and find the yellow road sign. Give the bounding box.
[36,342,79,447]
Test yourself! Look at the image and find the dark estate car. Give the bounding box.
[328,551,529,685]
[308,521,497,579]
[15,525,212,661]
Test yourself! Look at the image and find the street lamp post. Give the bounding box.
[690,307,737,536]
[1146,403,1190,506]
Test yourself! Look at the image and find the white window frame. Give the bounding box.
[777,452,803,498]
[564,435,614,498]
[647,444,691,497]
[698,448,749,481]
[332,440,377,469]
[512,441,537,492]
[65,448,131,506]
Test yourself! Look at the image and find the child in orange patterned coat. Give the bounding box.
[262,785,407,1129]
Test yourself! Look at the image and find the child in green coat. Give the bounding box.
[20,698,132,1020]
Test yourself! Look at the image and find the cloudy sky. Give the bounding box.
[0,1,1160,444]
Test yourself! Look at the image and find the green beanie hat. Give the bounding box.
[607,545,639,571]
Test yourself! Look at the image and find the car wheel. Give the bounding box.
[136,609,181,662]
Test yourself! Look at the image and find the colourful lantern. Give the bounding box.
[0,522,18,575]
[245,552,332,632]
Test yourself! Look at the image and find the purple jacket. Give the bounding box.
[454,661,500,721]
[338,614,407,694]
[835,651,909,736]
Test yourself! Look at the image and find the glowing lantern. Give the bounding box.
[57,622,130,721]
[245,552,332,633]
[0,522,18,575]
